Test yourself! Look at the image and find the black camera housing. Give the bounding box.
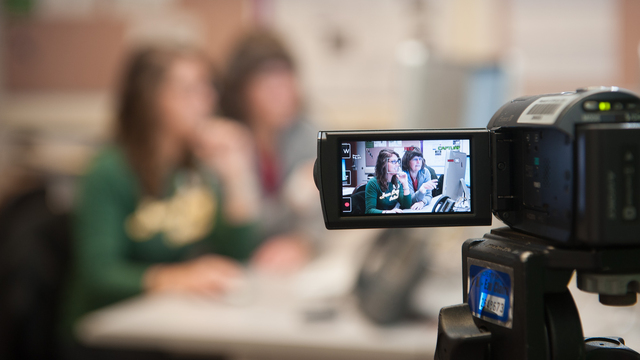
[489,88,640,246]
[314,87,640,246]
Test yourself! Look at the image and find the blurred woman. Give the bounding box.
[219,29,316,272]
[61,45,261,347]
[365,149,412,214]
[401,147,438,210]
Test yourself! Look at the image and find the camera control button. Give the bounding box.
[583,101,598,111]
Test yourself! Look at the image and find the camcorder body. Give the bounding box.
[314,86,640,247]
[315,87,640,359]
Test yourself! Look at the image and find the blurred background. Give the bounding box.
[1,0,639,196]
[0,0,639,359]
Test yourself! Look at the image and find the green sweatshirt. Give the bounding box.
[61,147,259,338]
[364,177,411,214]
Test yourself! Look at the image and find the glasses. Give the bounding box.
[387,159,401,165]
[411,157,423,162]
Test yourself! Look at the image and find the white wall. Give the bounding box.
[271,0,623,130]
[511,0,620,94]
[271,0,415,130]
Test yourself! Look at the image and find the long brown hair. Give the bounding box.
[115,44,209,197]
[218,28,295,123]
[375,149,400,192]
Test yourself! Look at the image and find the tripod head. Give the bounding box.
[435,228,640,359]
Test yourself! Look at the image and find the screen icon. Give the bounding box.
[342,143,351,159]
[342,197,352,212]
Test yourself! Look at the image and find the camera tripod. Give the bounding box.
[435,227,640,360]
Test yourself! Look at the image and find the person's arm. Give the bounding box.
[422,188,433,205]
[417,170,438,205]
[192,119,261,225]
[415,170,432,204]
[365,180,383,214]
[74,160,151,305]
[405,171,419,204]
[207,185,261,261]
[399,183,412,209]
[414,185,425,203]
[395,173,412,210]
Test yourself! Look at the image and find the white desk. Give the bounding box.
[76,232,437,360]
[76,292,435,360]
[74,227,640,358]
[402,195,472,213]
[402,195,442,213]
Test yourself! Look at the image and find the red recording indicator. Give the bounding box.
[342,197,352,212]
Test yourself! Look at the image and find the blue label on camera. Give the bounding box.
[468,260,513,328]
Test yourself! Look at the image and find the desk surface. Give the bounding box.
[403,195,471,213]
[402,194,442,213]
[77,292,435,360]
[74,227,640,357]
[76,232,437,360]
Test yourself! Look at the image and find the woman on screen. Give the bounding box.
[365,149,412,214]
[402,147,439,210]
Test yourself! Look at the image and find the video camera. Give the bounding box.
[314,87,640,359]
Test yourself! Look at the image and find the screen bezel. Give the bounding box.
[316,129,492,229]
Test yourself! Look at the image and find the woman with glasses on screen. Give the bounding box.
[365,149,412,214]
[401,147,439,210]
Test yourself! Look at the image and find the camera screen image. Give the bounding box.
[341,139,471,215]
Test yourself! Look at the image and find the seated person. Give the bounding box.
[61,44,263,350]
[219,29,315,272]
[365,149,412,214]
[402,147,439,210]
[406,146,438,180]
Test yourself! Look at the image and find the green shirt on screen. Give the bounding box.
[364,177,411,214]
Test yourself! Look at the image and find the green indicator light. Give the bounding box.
[534,157,540,166]
[599,102,611,111]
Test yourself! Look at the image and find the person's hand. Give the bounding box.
[411,201,425,210]
[396,172,409,188]
[420,179,438,192]
[383,208,404,214]
[191,118,260,223]
[191,118,255,183]
[145,255,243,297]
[252,234,311,274]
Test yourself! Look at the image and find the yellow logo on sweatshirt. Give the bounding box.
[379,185,400,201]
[125,184,216,247]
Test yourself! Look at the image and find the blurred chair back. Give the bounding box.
[0,186,71,360]
[350,183,367,215]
